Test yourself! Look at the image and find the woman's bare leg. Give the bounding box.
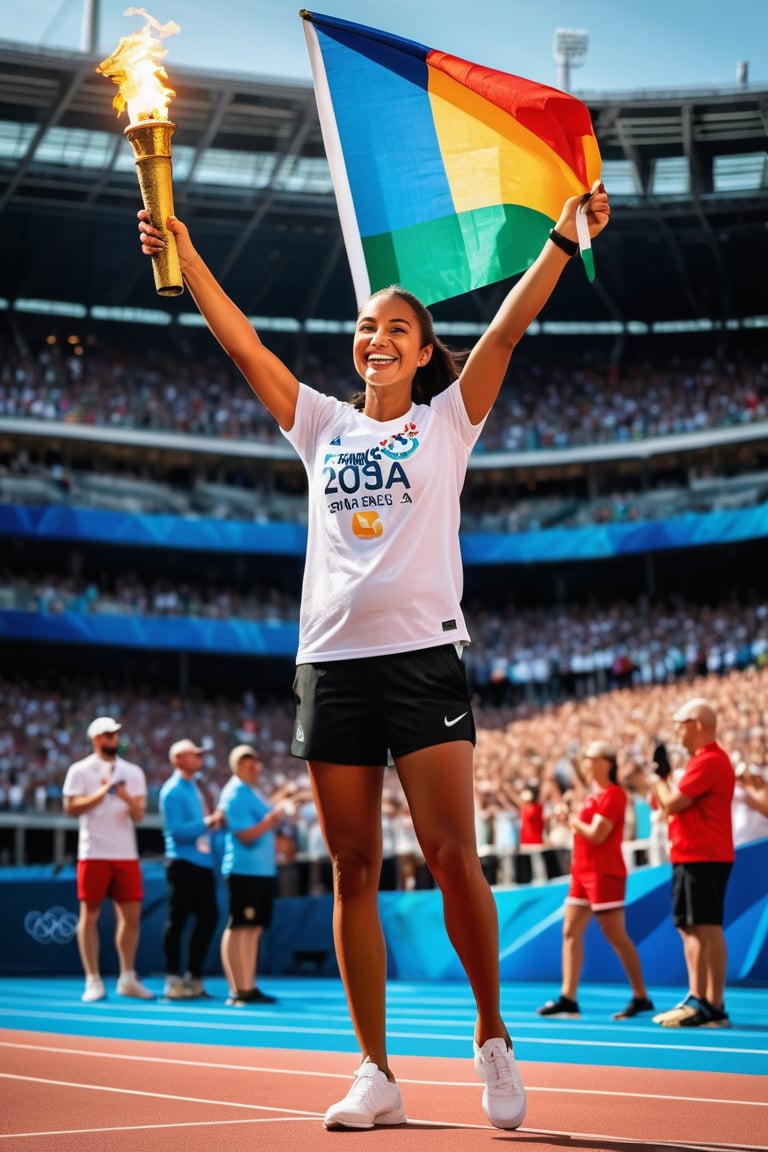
[597,907,648,999]
[561,903,591,1000]
[308,760,392,1075]
[396,741,507,1046]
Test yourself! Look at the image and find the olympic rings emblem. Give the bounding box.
[24,906,79,945]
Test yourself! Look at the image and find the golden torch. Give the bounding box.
[97,9,183,296]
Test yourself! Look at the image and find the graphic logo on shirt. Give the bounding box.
[352,510,384,538]
[379,421,419,461]
[322,419,420,535]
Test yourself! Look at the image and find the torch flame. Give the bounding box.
[96,7,180,124]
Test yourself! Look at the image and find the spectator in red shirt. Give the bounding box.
[652,697,735,1028]
[518,789,545,846]
[537,742,653,1020]
[513,780,563,882]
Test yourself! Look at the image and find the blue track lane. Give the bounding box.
[1,975,767,1077]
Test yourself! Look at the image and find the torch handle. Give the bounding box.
[125,121,183,297]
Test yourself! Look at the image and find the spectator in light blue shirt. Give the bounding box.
[159,738,225,1000]
[216,744,296,1006]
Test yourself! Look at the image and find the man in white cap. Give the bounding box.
[62,716,154,1003]
[159,738,225,999]
[651,697,735,1027]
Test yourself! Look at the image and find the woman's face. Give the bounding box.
[353,293,432,387]
[583,755,611,787]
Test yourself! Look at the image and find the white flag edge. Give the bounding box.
[303,18,371,309]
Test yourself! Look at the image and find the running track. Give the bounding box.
[1,975,766,1150]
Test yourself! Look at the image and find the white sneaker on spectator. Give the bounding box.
[183,974,213,999]
[474,1038,527,1129]
[163,975,190,1000]
[324,1058,406,1129]
[82,977,106,1003]
[116,970,155,1000]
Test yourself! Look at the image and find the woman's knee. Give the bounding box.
[331,844,382,898]
[422,837,478,888]
[562,921,581,944]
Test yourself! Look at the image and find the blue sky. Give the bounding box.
[4,1,767,92]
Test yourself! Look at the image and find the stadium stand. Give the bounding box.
[0,43,767,891]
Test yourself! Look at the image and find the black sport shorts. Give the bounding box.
[225,873,276,930]
[671,861,732,928]
[290,644,476,766]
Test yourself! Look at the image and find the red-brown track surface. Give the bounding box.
[1,1028,765,1152]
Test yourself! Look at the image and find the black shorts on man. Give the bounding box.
[671,861,732,928]
[226,873,276,930]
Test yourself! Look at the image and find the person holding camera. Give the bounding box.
[652,697,735,1028]
[537,741,654,1021]
[62,716,155,1003]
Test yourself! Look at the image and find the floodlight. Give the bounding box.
[553,28,589,91]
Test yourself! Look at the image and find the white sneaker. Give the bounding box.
[183,975,213,999]
[474,1038,527,1130]
[324,1058,406,1130]
[82,977,106,1003]
[116,971,155,1000]
[163,975,191,1000]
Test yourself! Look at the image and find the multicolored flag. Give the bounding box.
[300,11,602,307]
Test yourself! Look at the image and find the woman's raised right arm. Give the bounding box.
[138,210,300,430]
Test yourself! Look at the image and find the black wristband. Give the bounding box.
[549,228,579,258]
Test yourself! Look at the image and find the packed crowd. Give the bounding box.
[6,457,767,531]
[2,327,767,881]
[471,665,768,864]
[464,593,768,706]
[2,328,767,453]
[2,573,766,705]
[1,571,299,625]
[1,664,766,876]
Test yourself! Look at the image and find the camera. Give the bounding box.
[652,743,672,780]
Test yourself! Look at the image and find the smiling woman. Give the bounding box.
[136,174,610,1131]
[349,286,462,414]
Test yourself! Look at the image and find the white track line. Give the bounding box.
[0,1069,764,1148]
[0,1118,321,1140]
[0,1051,765,1109]
[0,1071,322,1115]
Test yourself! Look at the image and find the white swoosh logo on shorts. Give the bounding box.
[444,711,469,727]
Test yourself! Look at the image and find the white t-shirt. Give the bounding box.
[282,379,485,662]
[63,752,147,860]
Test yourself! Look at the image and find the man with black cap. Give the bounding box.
[652,697,735,1027]
[159,737,225,999]
[63,716,154,1003]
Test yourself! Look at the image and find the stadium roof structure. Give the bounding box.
[0,42,766,331]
